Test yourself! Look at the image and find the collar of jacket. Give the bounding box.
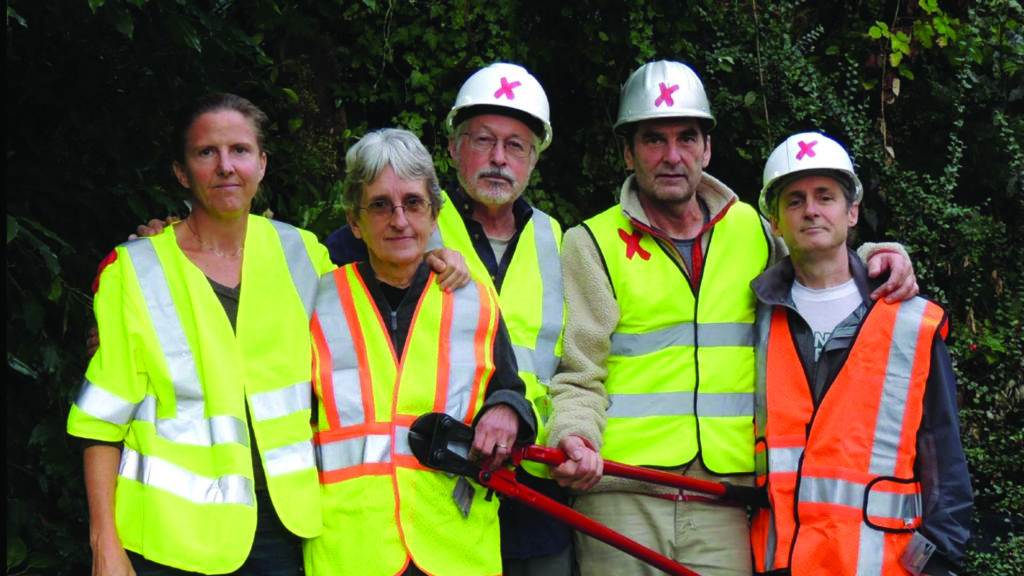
[617,172,740,241]
[751,246,881,309]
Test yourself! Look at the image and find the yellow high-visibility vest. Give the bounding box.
[431,190,563,476]
[306,264,503,576]
[67,216,331,574]
[584,200,769,473]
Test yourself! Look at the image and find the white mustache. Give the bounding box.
[477,169,516,185]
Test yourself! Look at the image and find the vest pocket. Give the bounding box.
[862,476,922,532]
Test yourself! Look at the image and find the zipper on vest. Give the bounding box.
[390,310,398,331]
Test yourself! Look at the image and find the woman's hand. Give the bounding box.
[426,248,470,292]
[90,530,135,576]
[470,404,519,469]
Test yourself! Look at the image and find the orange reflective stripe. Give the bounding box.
[321,462,392,484]
[338,269,380,426]
[466,285,499,424]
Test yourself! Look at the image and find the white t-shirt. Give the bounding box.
[489,237,510,265]
[791,278,861,360]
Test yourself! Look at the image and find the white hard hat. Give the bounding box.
[445,62,553,152]
[614,60,716,133]
[759,132,864,217]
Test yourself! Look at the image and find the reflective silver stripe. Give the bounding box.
[249,381,311,422]
[75,378,138,425]
[859,299,930,576]
[753,305,773,443]
[512,344,536,376]
[767,446,803,474]
[269,220,319,319]
[800,476,920,519]
[119,446,253,506]
[857,528,884,576]
[800,476,864,508]
[764,506,779,571]
[610,322,754,356]
[445,281,483,422]
[867,488,922,520]
[263,440,316,477]
[870,298,928,476]
[314,272,367,427]
[394,425,413,456]
[134,396,249,447]
[530,211,563,381]
[606,391,753,418]
[125,240,207,436]
[318,434,391,472]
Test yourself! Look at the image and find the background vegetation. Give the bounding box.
[6,0,1022,573]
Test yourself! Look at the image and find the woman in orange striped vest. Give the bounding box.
[749,133,972,575]
[304,128,536,576]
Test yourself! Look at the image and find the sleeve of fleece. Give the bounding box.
[855,241,911,267]
[546,225,617,450]
[916,337,973,568]
[760,215,787,265]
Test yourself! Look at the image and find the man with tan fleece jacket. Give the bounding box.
[545,60,918,575]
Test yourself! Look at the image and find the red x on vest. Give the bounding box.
[796,140,818,160]
[618,228,651,261]
[92,249,119,293]
[654,82,678,107]
[494,77,522,100]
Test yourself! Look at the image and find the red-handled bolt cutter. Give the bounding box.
[408,412,765,576]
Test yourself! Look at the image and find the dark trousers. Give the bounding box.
[129,490,302,576]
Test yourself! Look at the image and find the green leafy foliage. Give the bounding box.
[6,0,1021,573]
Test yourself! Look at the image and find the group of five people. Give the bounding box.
[69,59,971,576]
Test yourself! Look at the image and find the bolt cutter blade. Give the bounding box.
[407,412,480,478]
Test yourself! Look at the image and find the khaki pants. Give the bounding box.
[573,474,752,576]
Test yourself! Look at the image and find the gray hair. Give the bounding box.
[342,128,443,217]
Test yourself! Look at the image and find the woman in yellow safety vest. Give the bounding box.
[304,128,536,576]
[68,93,335,575]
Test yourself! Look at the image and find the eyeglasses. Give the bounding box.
[460,132,534,161]
[359,196,432,218]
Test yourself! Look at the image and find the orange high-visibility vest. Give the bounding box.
[304,264,503,576]
[751,297,946,575]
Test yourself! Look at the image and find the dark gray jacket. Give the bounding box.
[751,249,973,575]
